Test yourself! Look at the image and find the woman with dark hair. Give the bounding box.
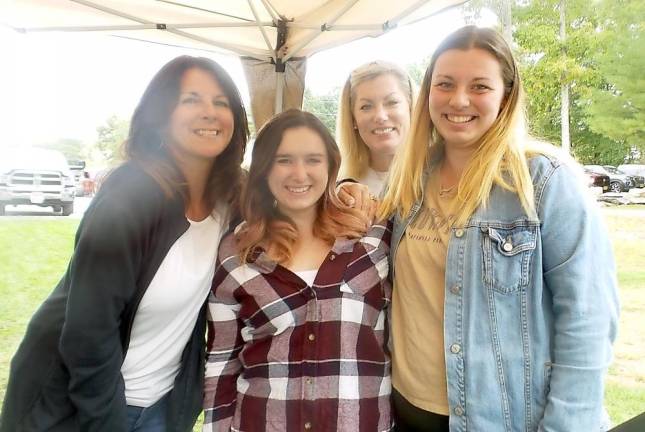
[203,109,393,432]
[1,55,248,432]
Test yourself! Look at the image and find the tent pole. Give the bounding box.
[274,69,284,114]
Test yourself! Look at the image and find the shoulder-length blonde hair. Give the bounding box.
[238,109,368,264]
[337,60,415,180]
[379,26,535,226]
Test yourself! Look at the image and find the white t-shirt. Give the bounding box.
[294,269,318,286]
[358,167,389,196]
[121,211,225,407]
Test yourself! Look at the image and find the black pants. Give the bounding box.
[392,388,450,432]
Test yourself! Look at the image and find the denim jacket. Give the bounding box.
[390,154,619,432]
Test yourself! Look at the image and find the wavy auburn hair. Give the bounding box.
[238,109,367,264]
[124,55,249,211]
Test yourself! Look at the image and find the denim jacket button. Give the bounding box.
[503,242,513,252]
[450,343,461,354]
[450,285,460,295]
[480,226,489,233]
[454,406,464,416]
[455,229,464,238]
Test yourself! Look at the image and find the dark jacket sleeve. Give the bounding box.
[57,165,159,431]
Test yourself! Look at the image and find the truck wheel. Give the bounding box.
[52,205,62,213]
[0,205,5,216]
[62,203,74,216]
[609,181,623,193]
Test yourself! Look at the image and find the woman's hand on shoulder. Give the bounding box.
[336,181,378,223]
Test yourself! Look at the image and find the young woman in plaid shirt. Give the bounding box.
[203,109,393,432]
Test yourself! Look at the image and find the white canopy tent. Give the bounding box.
[2,0,466,127]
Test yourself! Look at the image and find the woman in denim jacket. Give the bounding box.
[377,26,619,432]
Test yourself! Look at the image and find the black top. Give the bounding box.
[1,162,213,432]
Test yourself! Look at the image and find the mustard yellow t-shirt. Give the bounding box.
[391,171,457,415]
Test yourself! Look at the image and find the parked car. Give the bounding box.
[583,168,610,193]
[0,148,76,215]
[68,159,87,196]
[604,165,645,189]
[617,164,645,183]
[584,165,632,193]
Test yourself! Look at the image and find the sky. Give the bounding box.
[0,5,496,150]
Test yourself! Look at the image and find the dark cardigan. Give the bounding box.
[1,162,210,432]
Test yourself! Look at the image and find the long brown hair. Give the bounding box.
[238,109,367,263]
[125,55,249,211]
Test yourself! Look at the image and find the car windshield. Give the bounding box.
[604,166,622,174]
[587,165,609,175]
[0,148,70,173]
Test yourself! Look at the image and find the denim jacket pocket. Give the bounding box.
[482,225,537,294]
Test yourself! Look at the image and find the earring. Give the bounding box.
[353,124,358,130]
[273,199,277,208]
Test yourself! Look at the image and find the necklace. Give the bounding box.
[439,184,455,197]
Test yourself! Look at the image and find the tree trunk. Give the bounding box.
[560,0,571,153]
[498,0,513,44]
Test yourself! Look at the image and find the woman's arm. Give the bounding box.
[537,160,619,431]
[58,198,143,431]
[203,252,245,432]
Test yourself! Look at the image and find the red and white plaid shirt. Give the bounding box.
[203,222,393,432]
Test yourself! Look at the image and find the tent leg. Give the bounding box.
[274,71,284,115]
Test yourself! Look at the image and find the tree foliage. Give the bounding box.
[40,138,84,161]
[95,115,129,164]
[511,0,643,164]
[303,87,341,136]
[584,0,645,162]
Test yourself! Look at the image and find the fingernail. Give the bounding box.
[347,198,355,207]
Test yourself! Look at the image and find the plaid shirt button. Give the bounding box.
[329,254,336,260]
[304,422,312,430]
[308,333,316,341]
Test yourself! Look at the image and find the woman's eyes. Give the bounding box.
[434,81,453,89]
[472,84,492,91]
[433,82,492,91]
[180,96,230,107]
[359,100,400,110]
[275,157,323,165]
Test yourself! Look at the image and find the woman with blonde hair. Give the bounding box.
[203,109,393,431]
[379,26,618,431]
[337,60,414,195]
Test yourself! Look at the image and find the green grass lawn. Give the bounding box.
[1,206,644,427]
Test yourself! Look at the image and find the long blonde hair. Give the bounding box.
[379,26,535,226]
[337,60,415,180]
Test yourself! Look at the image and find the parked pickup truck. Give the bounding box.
[0,148,76,216]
